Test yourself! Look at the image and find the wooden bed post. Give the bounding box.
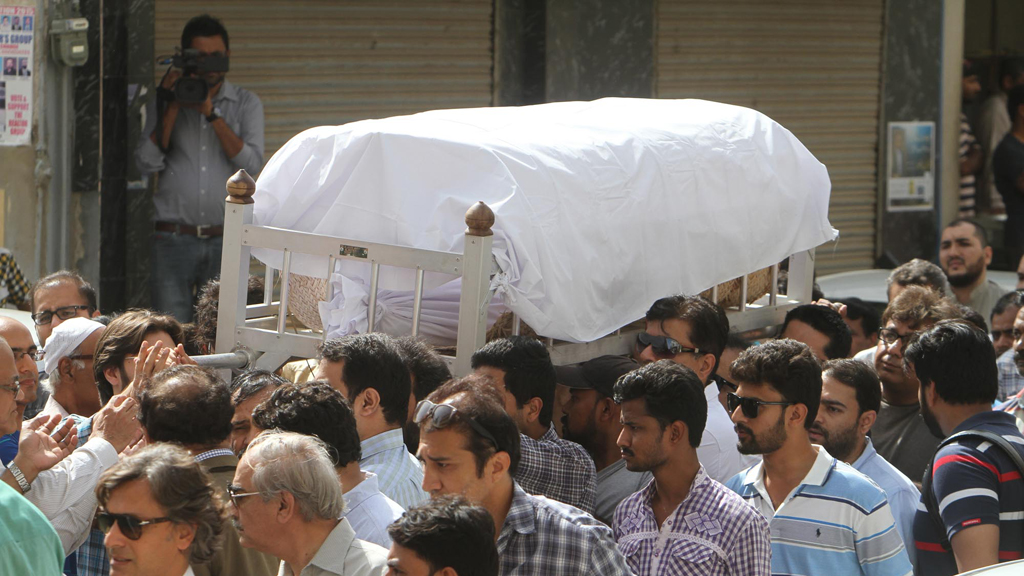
[454,202,495,376]
[215,170,257,371]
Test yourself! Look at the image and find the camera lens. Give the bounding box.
[174,78,208,105]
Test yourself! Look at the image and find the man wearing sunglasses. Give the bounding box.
[612,361,772,575]
[96,443,226,576]
[871,286,962,483]
[416,375,631,575]
[724,339,912,576]
[138,365,278,576]
[633,295,747,483]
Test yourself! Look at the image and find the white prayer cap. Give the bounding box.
[43,317,105,375]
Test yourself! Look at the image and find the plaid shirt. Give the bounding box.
[0,248,29,307]
[359,428,427,509]
[997,349,1024,402]
[614,466,772,576]
[497,482,631,576]
[515,426,596,513]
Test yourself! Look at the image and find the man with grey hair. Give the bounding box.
[231,430,388,576]
[96,442,226,576]
[40,317,106,422]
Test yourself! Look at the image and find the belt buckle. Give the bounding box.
[196,225,210,239]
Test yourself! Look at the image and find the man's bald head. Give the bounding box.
[0,337,21,435]
[137,365,233,450]
[0,316,39,407]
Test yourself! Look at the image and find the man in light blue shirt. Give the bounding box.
[809,358,920,563]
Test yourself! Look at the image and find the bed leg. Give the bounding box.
[454,202,495,376]
[216,170,257,379]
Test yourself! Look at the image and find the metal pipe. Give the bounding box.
[193,350,251,370]
[411,268,425,337]
[277,251,292,334]
[263,266,273,304]
[770,263,780,305]
[367,262,380,332]
[512,313,521,336]
[739,274,748,312]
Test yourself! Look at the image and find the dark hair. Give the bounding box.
[839,298,881,340]
[471,336,556,426]
[886,259,949,297]
[425,374,522,476]
[30,270,98,313]
[725,332,752,352]
[730,339,822,428]
[387,495,498,576]
[93,309,184,404]
[1008,84,1024,122]
[181,14,229,50]
[230,369,287,407]
[881,285,962,330]
[319,334,411,426]
[251,381,361,467]
[904,320,998,405]
[612,360,707,447]
[958,304,988,332]
[944,218,990,248]
[780,304,853,359]
[1000,58,1024,84]
[138,365,233,448]
[992,290,1024,321]
[191,275,264,356]
[644,295,729,376]
[394,336,452,402]
[822,359,881,415]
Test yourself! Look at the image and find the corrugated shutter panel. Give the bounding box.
[656,0,884,274]
[154,0,494,159]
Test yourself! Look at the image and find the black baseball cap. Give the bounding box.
[555,355,639,398]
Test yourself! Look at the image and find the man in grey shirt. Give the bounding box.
[135,14,264,322]
[558,355,651,525]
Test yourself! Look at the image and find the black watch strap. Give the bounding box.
[206,111,220,122]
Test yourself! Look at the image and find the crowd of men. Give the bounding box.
[1,209,1024,576]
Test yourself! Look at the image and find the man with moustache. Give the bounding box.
[725,339,911,576]
[996,305,1024,431]
[991,291,1024,401]
[939,219,1007,321]
[907,320,1024,575]
[557,355,651,525]
[871,286,962,482]
[612,361,771,575]
[808,359,920,562]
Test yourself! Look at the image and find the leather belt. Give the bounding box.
[155,222,224,238]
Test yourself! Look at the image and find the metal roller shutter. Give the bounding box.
[656,0,884,274]
[154,0,494,159]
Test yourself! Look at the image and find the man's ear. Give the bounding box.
[667,420,688,447]
[857,410,877,436]
[697,354,716,382]
[103,365,122,386]
[358,388,380,417]
[595,397,616,424]
[522,397,543,424]
[487,450,511,484]
[788,403,808,429]
[437,568,459,576]
[173,522,197,553]
[90,309,101,319]
[984,245,994,266]
[277,491,297,524]
[58,357,75,380]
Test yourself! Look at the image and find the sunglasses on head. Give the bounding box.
[726,392,794,419]
[413,399,499,448]
[635,332,700,358]
[96,512,172,540]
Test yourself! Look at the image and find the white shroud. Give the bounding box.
[251,98,838,344]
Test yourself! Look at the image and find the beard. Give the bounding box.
[919,397,945,439]
[810,421,860,462]
[736,411,787,455]
[945,256,985,288]
[621,443,669,473]
[561,413,598,457]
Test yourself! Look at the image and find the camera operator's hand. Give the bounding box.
[160,70,181,90]
[182,92,214,117]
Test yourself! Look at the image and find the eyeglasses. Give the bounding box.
[726,392,794,419]
[878,327,916,349]
[226,483,261,508]
[67,354,93,362]
[992,328,1014,341]
[413,400,499,448]
[0,375,21,396]
[714,374,737,393]
[32,305,94,326]
[96,512,173,540]
[635,332,700,358]
[11,348,43,362]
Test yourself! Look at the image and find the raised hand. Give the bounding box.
[91,395,143,453]
[12,414,78,482]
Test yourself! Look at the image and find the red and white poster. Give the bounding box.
[0,6,34,146]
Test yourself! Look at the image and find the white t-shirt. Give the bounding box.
[698,384,749,482]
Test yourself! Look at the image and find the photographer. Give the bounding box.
[135,14,264,323]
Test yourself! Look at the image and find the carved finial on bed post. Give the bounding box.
[226,169,257,205]
[465,202,494,237]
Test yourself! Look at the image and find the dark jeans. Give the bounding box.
[150,231,223,323]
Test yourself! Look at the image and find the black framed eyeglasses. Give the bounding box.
[96,512,173,540]
[11,348,43,362]
[714,374,737,393]
[878,327,916,349]
[226,483,261,508]
[635,332,700,358]
[31,305,94,326]
[0,374,21,396]
[726,392,794,419]
[413,400,499,448]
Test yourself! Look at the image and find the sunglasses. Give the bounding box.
[714,374,737,393]
[635,332,700,358]
[413,400,499,448]
[96,512,172,540]
[726,392,794,419]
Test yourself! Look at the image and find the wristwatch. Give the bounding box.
[206,106,222,123]
[6,461,31,494]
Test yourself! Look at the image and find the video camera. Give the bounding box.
[165,48,229,105]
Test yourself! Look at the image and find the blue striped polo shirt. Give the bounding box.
[726,446,912,576]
